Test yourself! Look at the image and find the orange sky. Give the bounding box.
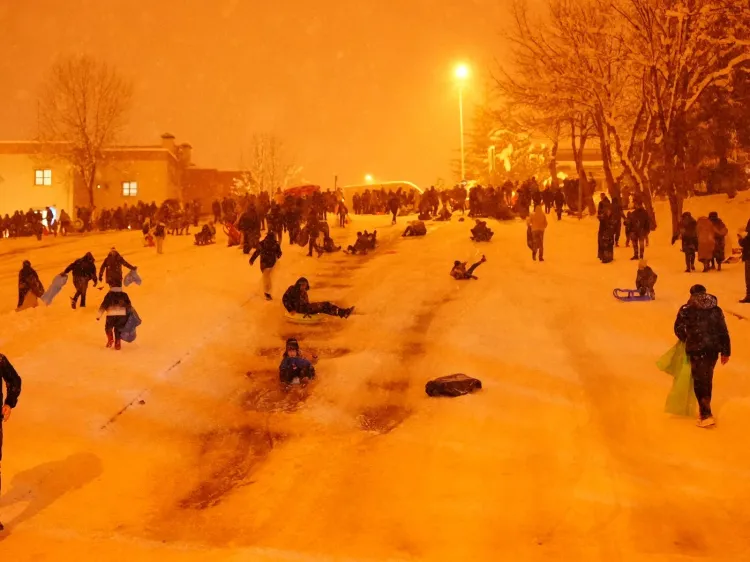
[1,0,513,188]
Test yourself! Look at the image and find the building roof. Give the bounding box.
[0,141,178,161]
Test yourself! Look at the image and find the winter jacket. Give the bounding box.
[282,279,310,313]
[678,215,698,253]
[250,235,283,270]
[696,217,717,261]
[154,223,166,238]
[99,251,136,287]
[528,207,548,232]
[636,266,658,293]
[674,293,731,357]
[279,356,315,384]
[629,208,651,238]
[0,354,22,408]
[19,264,44,296]
[97,288,132,318]
[63,253,97,283]
[710,217,728,254]
[740,221,750,261]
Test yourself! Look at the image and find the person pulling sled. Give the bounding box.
[62,252,97,308]
[97,287,133,350]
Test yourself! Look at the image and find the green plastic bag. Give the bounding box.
[656,341,697,417]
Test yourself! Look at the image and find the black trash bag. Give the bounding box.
[425,374,482,397]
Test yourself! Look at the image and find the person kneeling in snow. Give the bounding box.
[282,277,354,318]
[402,220,427,237]
[636,259,658,299]
[97,287,133,350]
[450,255,487,280]
[279,338,316,386]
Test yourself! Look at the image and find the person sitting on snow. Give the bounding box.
[434,206,452,222]
[282,277,354,318]
[279,338,316,386]
[450,255,487,280]
[17,260,44,310]
[402,220,427,237]
[348,231,374,254]
[470,219,494,242]
[96,287,133,350]
[636,259,658,299]
[322,234,341,253]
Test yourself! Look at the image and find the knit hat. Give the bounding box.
[22,260,30,267]
[690,284,707,295]
[285,338,299,351]
[638,259,647,269]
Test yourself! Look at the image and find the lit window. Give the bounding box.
[35,169,52,186]
[122,181,138,197]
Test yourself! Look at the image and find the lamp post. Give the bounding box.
[454,64,469,181]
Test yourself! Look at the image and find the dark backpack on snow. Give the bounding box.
[425,374,482,397]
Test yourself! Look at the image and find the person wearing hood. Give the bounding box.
[99,248,136,288]
[154,219,166,254]
[250,231,283,301]
[0,353,22,531]
[279,338,316,386]
[282,277,354,318]
[628,201,651,260]
[62,252,97,309]
[696,216,718,272]
[238,204,260,254]
[674,284,731,428]
[708,211,729,271]
[635,259,657,299]
[17,261,44,310]
[674,211,698,272]
[738,218,750,303]
[450,255,487,280]
[97,287,133,350]
[528,204,548,261]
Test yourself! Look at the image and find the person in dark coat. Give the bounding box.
[611,196,625,246]
[470,220,493,242]
[305,211,324,257]
[738,218,750,303]
[635,259,658,299]
[388,195,400,225]
[450,255,487,280]
[62,252,97,308]
[98,248,136,288]
[708,211,729,271]
[279,338,316,386]
[212,200,222,223]
[0,353,22,531]
[282,277,353,318]
[553,188,565,220]
[238,205,260,255]
[97,287,133,350]
[629,202,651,260]
[250,231,283,301]
[674,284,731,427]
[674,211,698,273]
[598,207,616,263]
[403,220,427,237]
[17,261,44,310]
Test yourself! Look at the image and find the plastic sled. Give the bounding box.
[41,274,69,306]
[613,288,653,302]
[284,311,326,324]
[120,308,142,343]
[124,269,142,287]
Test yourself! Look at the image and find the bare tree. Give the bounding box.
[38,55,133,208]
[234,134,302,195]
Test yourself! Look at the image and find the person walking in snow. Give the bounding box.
[338,202,348,228]
[528,204,548,261]
[629,201,651,260]
[62,252,97,309]
[696,216,718,272]
[388,194,400,225]
[0,353,22,531]
[708,211,729,271]
[97,287,133,350]
[17,260,44,310]
[597,207,616,263]
[154,220,166,254]
[738,218,750,303]
[674,211,698,273]
[282,277,354,318]
[250,231,283,301]
[450,255,487,280]
[99,248,137,288]
[553,188,565,221]
[673,284,731,428]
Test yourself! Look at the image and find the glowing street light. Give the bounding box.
[365,174,373,183]
[454,63,470,181]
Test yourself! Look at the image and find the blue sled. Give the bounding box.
[40,274,68,306]
[124,269,142,287]
[613,288,653,302]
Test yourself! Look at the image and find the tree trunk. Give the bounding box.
[548,137,559,189]
[571,120,589,219]
[87,164,97,208]
[595,112,618,199]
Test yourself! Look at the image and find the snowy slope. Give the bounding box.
[0,196,749,561]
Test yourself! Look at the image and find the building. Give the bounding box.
[0,133,241,219]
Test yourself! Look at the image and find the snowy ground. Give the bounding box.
[1,194,750,561]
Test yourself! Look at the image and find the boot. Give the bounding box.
[71,296,77,309]
[114,340,121,351]
[106,334,114,348]
[739,297,750,304]
[264,293,272,301]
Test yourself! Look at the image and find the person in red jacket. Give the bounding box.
[0,353,22,531]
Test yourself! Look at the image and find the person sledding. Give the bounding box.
[250,231,283,301]
[96,287,133,350]
[62,252,97,309]
[450,255,487,280]
[402,220,427,237]
[17,260,44,311]
[470,219,493,242]
[99,247,136,289]
[279,338,316,387]
[282,277,354,319]
[613,260,658,301]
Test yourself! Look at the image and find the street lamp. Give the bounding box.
[454,63,470,181]
[365,174,373,183]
